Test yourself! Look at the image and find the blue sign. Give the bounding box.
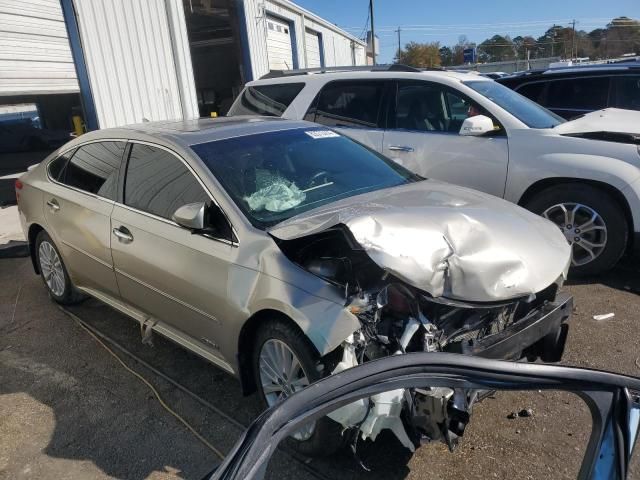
[463,47,476,64]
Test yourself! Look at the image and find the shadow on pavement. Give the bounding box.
[566,255,640,295]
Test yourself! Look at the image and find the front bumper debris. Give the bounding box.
[461,292,573,360]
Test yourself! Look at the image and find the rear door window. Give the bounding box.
[60,142,125,200]
[228,83,305,116]
[309,81,386,128]
[613,75,640,110]
[124,143,209,220]
[545,77,610,111]
[48,149,75,181]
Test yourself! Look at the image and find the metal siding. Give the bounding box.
[72,0,196,129]
[0,0,79,95]
[242,0,366,79]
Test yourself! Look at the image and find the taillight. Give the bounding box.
[15,179,23,202]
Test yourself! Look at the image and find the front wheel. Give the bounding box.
[524,184,628,275]
[252,319,344,457]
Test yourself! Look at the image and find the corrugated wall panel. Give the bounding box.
[0,0,79,95]
[242,0,366,80]
[72,0,197,129]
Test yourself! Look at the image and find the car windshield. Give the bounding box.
[191,127,418,229]
[464,80,565,129]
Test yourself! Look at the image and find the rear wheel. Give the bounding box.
[252,319,343,457]
[35,231,84,304]
[524,184,628,275]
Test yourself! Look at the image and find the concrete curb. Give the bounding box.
[0,240,29,258]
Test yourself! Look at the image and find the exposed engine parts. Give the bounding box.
[277,224,570,453]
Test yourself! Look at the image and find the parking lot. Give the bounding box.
[2,251,639,480]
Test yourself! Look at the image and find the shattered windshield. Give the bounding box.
[464,80,565,129]
[191,127,418,228]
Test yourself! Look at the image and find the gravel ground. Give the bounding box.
[1,255,639,479]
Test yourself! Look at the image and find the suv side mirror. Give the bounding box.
[459,115,495,136]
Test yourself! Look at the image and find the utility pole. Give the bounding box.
[395,27,401,62]
[571,19,576,60]
[369,0,376,65]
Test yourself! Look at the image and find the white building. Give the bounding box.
[0,0,366,132]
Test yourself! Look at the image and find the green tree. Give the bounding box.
[439,46,453,66]
[600,17,640,58]
[396,41,442,67]
[478,35,515,62]
[513,35,538,60]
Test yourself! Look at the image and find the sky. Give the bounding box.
[293,0,640,63]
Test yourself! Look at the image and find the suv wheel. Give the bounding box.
[35,231,84,304]
[524,184,628,275]
[252,319,344,457]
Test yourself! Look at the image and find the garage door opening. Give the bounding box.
[182,0,245,117]
[0,93,81,204]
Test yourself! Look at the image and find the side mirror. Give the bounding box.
[172,202,205,230]
[459,115,495,136]
[173,201,235,242]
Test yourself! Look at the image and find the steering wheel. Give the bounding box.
[307,170,332,188]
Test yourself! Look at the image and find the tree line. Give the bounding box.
[395,17,640,67]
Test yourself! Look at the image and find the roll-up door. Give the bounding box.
[305,28,322,68]
[266,16,294,71]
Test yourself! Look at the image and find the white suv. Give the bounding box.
[228,66,640,275]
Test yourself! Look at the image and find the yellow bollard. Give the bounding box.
[72,115,84,136]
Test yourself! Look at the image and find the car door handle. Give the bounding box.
[388,145,415,152]
[112,226,134,243]
[46,199,60,211]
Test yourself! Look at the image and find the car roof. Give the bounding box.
[66,116,316,148]
[247,68,490,86]
[499,61,640,83]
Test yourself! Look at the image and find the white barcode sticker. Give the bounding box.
[305,130,340,139]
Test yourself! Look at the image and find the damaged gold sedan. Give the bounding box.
[17,117,572,456]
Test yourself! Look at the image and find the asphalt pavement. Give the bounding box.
[1,255,639,479]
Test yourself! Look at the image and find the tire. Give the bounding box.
[524,184,628,276]
[35,231,84,305]
[252,319,344,457]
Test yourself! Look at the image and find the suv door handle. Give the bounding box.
[388,145,415,152]
[112,226,134,243]
[46,199,60,211]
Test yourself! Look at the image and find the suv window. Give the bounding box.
[124,143,209,220]
[228,83,305,116]
[516,82,546,104]
[545,77,610,111]
[310,81,385,128]
[60,142,125,200]
[395,81,494,133]
[613,76,640,110]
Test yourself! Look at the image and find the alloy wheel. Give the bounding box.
[542,203,607,267]
[259,339,315,441]
[39,241,65,297]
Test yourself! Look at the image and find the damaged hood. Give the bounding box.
[554,108,640,136]
[269,181,571,302]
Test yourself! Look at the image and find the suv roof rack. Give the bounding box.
[260,64,430,79]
